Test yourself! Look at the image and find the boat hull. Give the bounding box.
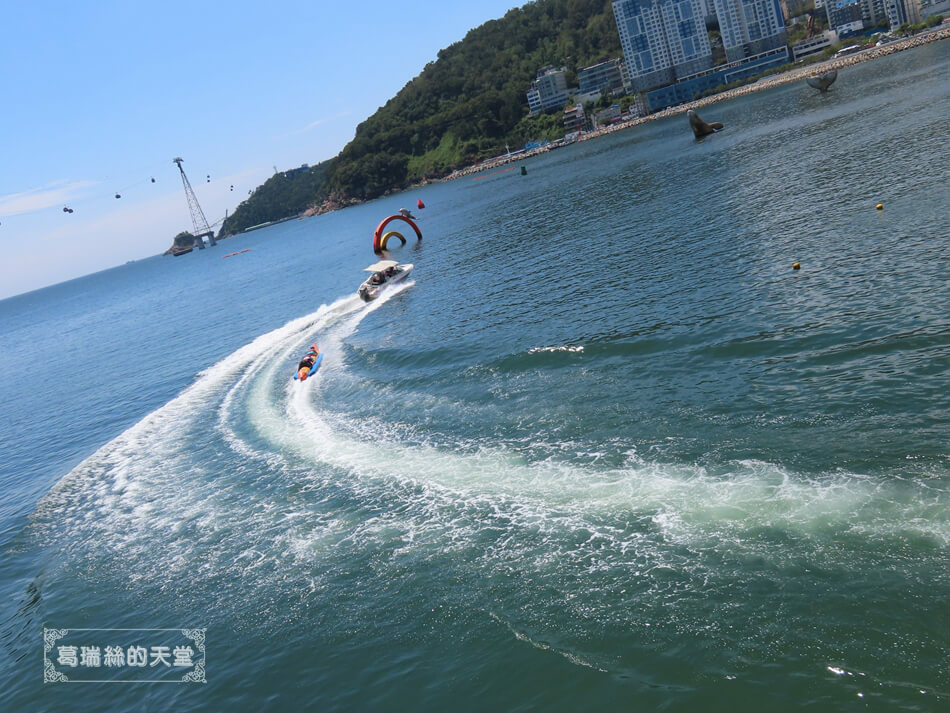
[358,264,413,302]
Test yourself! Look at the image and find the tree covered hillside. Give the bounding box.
[221,161,331,236]
[326,0,621,197]
[221,0,621,235]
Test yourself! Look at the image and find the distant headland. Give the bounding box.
[209,0,948,243]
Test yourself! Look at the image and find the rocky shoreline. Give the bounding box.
[445,26,950,181]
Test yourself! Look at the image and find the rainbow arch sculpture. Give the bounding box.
[373,215,422,254]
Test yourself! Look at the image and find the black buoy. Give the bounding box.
[115,193,121,199]
[150,177,155,183]
[521,165,527,175]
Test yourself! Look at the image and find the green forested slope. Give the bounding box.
[221,0,620,236]
[221,161,331,236]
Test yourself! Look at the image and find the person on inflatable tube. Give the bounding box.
[297,345,320,381]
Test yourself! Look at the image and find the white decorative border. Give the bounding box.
[43,628,206,683]
[43,629,70,682]
[180,629,207,683]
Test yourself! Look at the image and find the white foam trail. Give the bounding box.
[271,352,950,550]
[527,345,584,353]
[31,272,950,607]
[228,280,414,461]
[216,294,363,463]
[44,305,324,489]
[32,297,358,562]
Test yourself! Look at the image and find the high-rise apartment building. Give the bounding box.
[612,0,713,93]
[861,0,889,26]
[713,0,789,62]
[902,0,922,22]
[612,0,790,111]
[885,0,909,25]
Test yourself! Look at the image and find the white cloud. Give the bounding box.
[0,180,100,217]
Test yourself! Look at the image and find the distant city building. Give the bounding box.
[827,0,865,29]
[612,0,713,93]
[885,0,910,25]
[611,0,790,112]
[861,0,889,27]
[576,89,605,105]
[714,0,789,62]
[526,88,543,115]
[619,58,632,89]
[578,58,626,96]
[920,0,950,17]
[563,104,586,132]
[902,0,922,22]
[837,18,867,34]
[629,93,650,116]
[644,45,787,109]
[593,104,623,127]
[526,66,571,115]
[792,30,838,59]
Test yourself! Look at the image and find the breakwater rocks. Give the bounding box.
[670,26,950,113]
[448,27,950,180]
[301,194,361,218]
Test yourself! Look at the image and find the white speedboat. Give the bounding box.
[358,260,413,302]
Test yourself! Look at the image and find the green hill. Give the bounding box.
[221,161,331,236]
[221,0,621,236]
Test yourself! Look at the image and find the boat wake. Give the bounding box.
[28,278,950,680]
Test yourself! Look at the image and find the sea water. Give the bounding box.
[1,41,948,712]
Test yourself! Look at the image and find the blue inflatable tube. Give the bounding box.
[293,352,324,380]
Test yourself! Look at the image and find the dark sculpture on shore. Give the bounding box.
[687,109,723,138]
[806,70,838,91]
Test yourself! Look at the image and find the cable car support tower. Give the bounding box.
[173,157,216,248]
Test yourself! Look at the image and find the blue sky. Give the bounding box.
[0,0,523,299]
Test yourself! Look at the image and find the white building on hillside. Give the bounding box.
[526,66,571,115]
[578,58,626,96]
[792,30,838,60]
